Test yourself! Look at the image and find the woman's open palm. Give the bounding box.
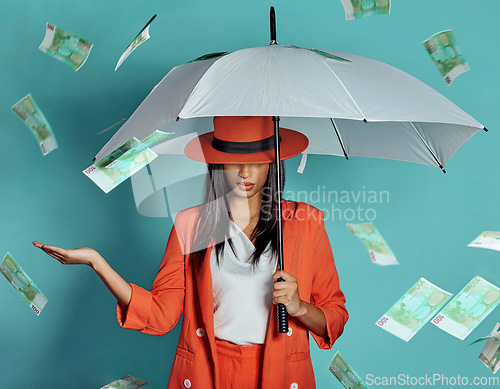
[32,241,100,267]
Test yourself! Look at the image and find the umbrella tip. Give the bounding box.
[92,157,96,162]
[483,127,488,132]
[440,166,446,173]
[363,118,367,123]
[270,6,277,45]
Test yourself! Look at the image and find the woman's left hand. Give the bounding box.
[272,270,306,317]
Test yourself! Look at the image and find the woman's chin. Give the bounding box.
[228,187,259,199]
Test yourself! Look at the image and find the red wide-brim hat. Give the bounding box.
[184,116,309,164]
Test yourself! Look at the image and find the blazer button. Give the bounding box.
[287,326,293,336]
[196,328,206,337]
[290,383,298,389]
[183,378,192,388]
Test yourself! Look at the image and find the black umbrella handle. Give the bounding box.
[273,116,288,334]
[277,302,288,333]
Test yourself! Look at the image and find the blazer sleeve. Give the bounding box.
[116,222,185,336]
[309,213,349,349]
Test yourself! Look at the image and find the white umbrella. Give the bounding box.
[94,7,485,332]
[95,44,485,173]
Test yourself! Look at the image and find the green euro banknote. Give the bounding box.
[105,130,172,170]
[115,14,157,70]
[468,324,500,347]
[83,131,172,193]
[101,375,148,389]
[0,253,47,316]
[347,222,398,266]
[12,94,58,156]
[328,351,369,389]
[423,30,469,85]
[478,323,500,374]
[431,276,500,340]
[39,22,92,71]
[83,141,156,194]
[339,0,390,20]
[468,231,500,252]
[376,277,452,342]
[94,137,140,169]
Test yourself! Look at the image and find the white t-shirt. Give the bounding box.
[210,221,277,345]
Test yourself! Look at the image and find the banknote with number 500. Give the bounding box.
[431,276,500,340]
[376,277,452,341]
[0,253,47,315]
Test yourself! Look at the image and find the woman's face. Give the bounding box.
[223,163,270,199]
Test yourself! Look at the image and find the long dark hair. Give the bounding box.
[189,161,285,275]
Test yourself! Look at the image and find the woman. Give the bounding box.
[33,116,348,389]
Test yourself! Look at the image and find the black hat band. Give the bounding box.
[212,134,281,154]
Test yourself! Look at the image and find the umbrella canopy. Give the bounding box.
[95,44,484,172]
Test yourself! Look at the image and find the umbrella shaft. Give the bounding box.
[273,115,289,334]
[273,116,284,271]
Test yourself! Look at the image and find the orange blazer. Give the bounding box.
[117,201,348,388]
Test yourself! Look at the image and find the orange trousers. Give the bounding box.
[216,339,265,389]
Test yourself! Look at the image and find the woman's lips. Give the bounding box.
[238,182,255,191]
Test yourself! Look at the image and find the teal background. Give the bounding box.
[1,0,499,388]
